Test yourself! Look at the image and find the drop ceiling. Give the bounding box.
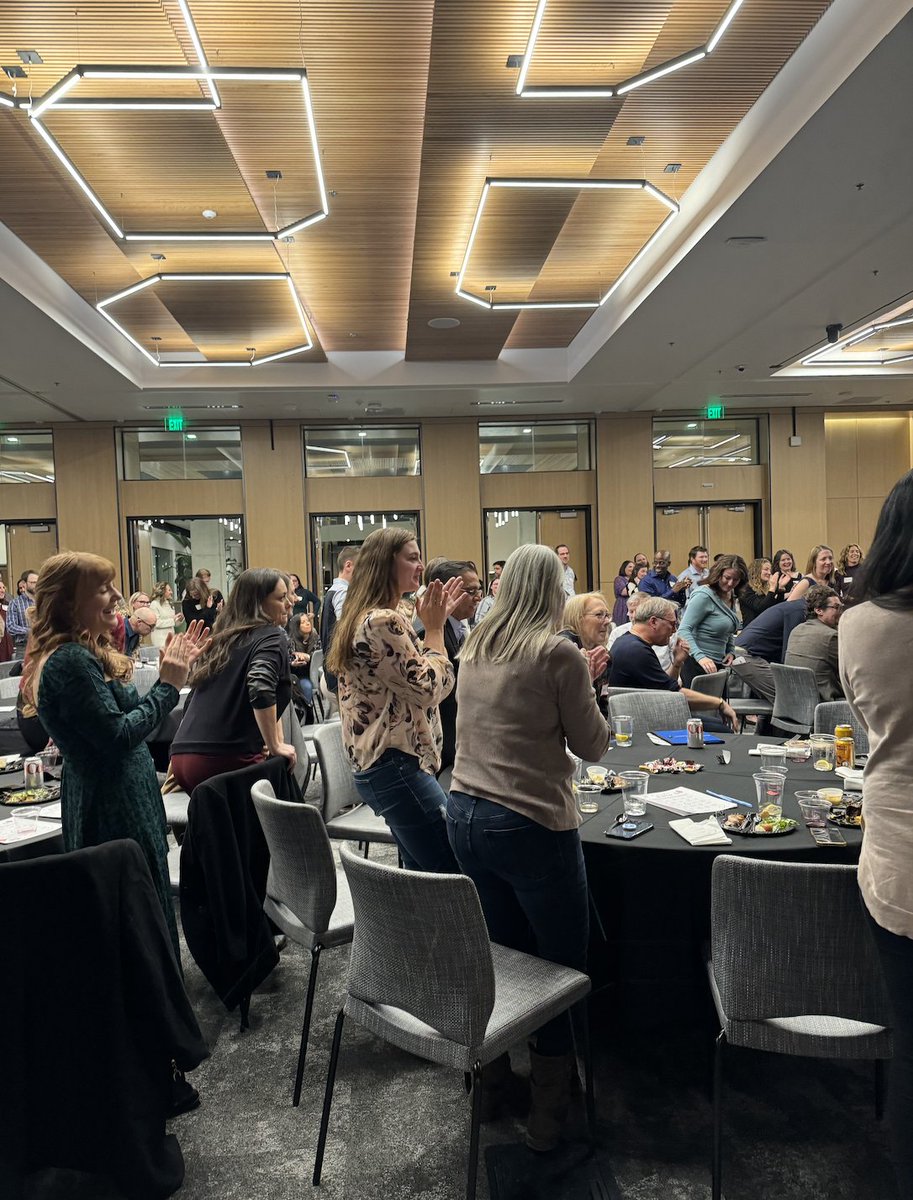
[0,0,912,421]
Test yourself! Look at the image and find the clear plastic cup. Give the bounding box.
[798,799,830,827]
[817,787,844,807]
[810,734,836,772]
[575,784,602,815]
[620,770,649,818]
[758,744,787,770]
[614,716,634,748]
[753,771,785,819]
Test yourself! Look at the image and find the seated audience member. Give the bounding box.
[610,590,678,670]
[678,545,710,590]
[123,605,157,657]
[835,543,864,600]
[288,609,320,721]
[738,557,779,628]
[448,544,610,1151]
[170,568,297,794]
[559,592,611,716]
[726,596,810,704]
[475,576,499,622]
[415,559,483,776]
[677,555,746,685]
[612,561,634,625]
[784,583,844,700]
[786,544,837,603]
[288,572,321,618]
[609,597,737,729]
[638,550,691,605]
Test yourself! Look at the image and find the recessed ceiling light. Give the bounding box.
[428,317,460,329]
[185,433,197,440]
[358,430,367,437]
[6,435,19,443]
[686,422,698,428]
[201,209,217,220]
[523,427,532,433]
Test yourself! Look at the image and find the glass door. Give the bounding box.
[483,508,592,590]
[310,512,421,593]
[127,517,245,596]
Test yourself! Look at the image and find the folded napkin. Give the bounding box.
[669,817,732,846]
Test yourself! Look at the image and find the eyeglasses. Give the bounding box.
[651,614,677,627]
[463,587,484,596]
[823,602,843,612]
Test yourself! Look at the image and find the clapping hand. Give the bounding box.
[415,576,465,632]
[159,619,209,677]
[585,645,609,682]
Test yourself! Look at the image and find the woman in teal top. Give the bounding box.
[24,552,207,956]
[677,555,746,687]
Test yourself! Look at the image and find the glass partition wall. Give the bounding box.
[310,512,421,592]
[127,517,245,598]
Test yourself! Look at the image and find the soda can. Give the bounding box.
[686,718,704,750]
[23,757,44,789]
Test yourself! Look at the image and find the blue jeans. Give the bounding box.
[446,791,589,1055]
[353,749,458,873]
[296,676,314,705]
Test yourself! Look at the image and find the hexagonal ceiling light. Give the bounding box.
[454,177,679,311]
[514,0,746,99]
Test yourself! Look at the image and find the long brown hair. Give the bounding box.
[326,528,416,676]
[699,554,747,603]
[23,552,133,705]
[745,557,771,595]
[189,567,283,687]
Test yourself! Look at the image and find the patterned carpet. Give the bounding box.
[13,831,900,1200]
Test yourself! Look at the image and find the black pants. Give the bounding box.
[863,898,913,1199]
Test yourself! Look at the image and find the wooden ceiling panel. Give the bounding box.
[156,278,307,357]
[464,188,580,302]
[104,289,201,355]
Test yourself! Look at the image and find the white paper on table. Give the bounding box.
[836,767,864,791]
[0,706,15,714]
[647,786,737,816]
[0,817,62,844]
[37,801,63,820]
[669,817,732,846]
[646,732,668,746]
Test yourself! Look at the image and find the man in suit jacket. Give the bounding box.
[414,559,482,778]
[784,583,844,701]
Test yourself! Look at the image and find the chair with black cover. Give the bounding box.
[313,843,595,1200]
[814,700,870,753]
[769,662,819,735]
[311,721,397,850]
[308,648,326,722]
[251,780,354,1106]
[607,689,691,736]
[706,856,892,1200]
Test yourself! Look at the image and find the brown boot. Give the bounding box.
[525,1048,575,1152]
[477,1052,530,1122]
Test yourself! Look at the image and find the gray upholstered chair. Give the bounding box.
[769,663,820,735]
[0,676,21,700]
[308,649,326,722]
[0,660,17,679]
[607,689,691,735]
[707,856,892,1200]
[251,780,355,1106]
[814,701,870,754]
[163,789,191,842]
[311,722,397,848]
[689,670,728,700]
[313,843,595,1200]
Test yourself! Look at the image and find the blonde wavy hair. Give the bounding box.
[562,592,611,647]
[22,552,133,706]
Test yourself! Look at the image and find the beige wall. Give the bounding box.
[4,410,907,596]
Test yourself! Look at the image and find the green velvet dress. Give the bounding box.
[36,643,181,952]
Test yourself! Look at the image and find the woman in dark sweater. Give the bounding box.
[738,557,780,629]
[170,568,296,793]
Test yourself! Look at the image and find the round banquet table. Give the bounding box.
[577,733,862,1025]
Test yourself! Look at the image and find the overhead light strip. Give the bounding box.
[97,273,313,367]
[175,0,220,108]
[800,314,913,368]
[455,177,679,311]
[515,0,746,99]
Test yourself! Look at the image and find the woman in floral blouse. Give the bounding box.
[326,527,463,871]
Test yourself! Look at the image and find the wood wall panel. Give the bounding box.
[856,417,911,498]
[0,484,56,522]
[769,410,826,562]
[119,480,244,517]
[824,414,912,550]
[652,465,766,504]
[826,498,859,548]
[421,422,483,567]
[304,475,423,517]
[595,416,654,593]
[479,471,596,510]
[53,425,122,577]
[241,425,307,572]
[6,523,58,590]
[825,417,859,499]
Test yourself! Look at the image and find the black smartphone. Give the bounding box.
[605,820,654,840]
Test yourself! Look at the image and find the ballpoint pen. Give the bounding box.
[706,789,753,809]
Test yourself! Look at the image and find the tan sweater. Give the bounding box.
[451,635,612,831]
[840,602,913,939]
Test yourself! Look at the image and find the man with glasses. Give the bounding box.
[415,559,482,776]
[784,584,845,700]
[609,596,738,729]
[639,550,692,605]
[123,605,158,658]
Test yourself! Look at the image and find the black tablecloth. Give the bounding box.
[578,734,861,1024]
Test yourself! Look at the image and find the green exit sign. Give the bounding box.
[705,403,726,420]
[164,413,185,432]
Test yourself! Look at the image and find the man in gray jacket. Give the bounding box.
[784,584,844,700]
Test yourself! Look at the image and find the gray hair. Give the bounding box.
[626,590,650,617]
[460,544,564,666]
[632,596,676,625]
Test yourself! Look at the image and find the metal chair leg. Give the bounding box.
[712,1029,725,1200]
[239,993,250,1032]
[292,944,323,1106]
[579,1000,597,1145]
[313,1009,346,1186]
[875,1058,886,1121]
[466,1060,483,1200]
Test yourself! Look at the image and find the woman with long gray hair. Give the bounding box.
[170,567,296,793]
[448,544,610,1152]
